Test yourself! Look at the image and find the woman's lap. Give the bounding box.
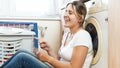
[1,49,53,68]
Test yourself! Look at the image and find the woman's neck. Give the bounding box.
[70,26,83,34]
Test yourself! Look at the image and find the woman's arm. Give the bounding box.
[38,45,88,68]
[47,47,60,59]
[70,46,88,68]
[35,37,59,59]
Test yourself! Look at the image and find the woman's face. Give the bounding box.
[64,4,80,28]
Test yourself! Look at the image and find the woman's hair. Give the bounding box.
[80,0,90,3]
[66,1,87,26]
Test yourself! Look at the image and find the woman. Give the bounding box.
[1,1,93,68]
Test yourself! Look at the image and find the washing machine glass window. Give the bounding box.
[85,23,98,57]
[85,17,102,65]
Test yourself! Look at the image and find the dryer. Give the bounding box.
[84,0,108,68]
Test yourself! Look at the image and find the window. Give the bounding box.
[10,0,61,18]
[102,0,108,5]
[0,0,1,10]
[0,0,66,18]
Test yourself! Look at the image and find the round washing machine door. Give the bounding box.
[85,17,102,64]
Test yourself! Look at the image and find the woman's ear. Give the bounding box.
[78,15,84,22]
[81,15,84,21]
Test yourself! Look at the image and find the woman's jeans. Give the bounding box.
[1,49,53,68]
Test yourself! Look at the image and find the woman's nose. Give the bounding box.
[64,12,69,19]
[64,15,68,19]
[64,11,68,16]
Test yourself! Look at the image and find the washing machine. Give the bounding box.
[84,0,108,68]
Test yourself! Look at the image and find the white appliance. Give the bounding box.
[85,0,108,68]
[0,27,35,66]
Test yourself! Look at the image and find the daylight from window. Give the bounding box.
[15,0,57,17]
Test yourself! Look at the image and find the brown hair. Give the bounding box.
[66,1,87,26]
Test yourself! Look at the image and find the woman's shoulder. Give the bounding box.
[74,29,92,41]
[77,29,90,36]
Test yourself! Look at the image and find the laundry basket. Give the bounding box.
[0,21,38,48]
[0,27,35,66]
[0,38,22,66]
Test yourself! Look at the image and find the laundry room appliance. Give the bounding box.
[0,22,38,66]
[84,0,108,68]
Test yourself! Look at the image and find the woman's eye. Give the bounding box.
[69,12,72,15]
[65,10,67,12]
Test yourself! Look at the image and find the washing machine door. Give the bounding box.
[85,17,102,64]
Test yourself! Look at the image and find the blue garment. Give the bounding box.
[1,49,53,68]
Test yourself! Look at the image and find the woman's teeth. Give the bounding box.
[64,16,70,22]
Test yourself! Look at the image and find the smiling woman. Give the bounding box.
[1,1,93,68]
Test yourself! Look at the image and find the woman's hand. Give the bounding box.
[40,41,51,52]
[35,49,50,62]
[34,37,52,52]
[34,37,58,59]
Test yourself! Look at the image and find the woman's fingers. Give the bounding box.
[33,48,40,55]
[34,37,50,51]
[41,45,47,48]
[40,44,49,51]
